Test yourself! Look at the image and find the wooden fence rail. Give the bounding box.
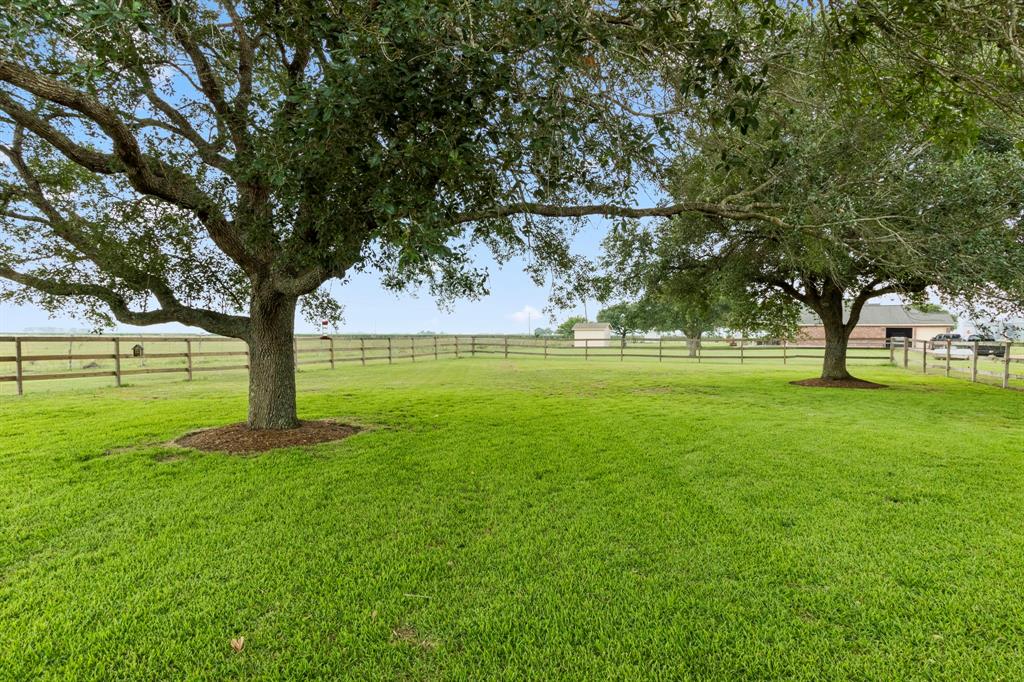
[1,334,1021,395]
[894,337,1023,390]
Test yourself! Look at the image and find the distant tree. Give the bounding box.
[636,294,732,357]
[556,316,588,339]
[597,302,646,347]
[533,327,553,338]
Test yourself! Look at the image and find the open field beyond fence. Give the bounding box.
[1,334,1021,396]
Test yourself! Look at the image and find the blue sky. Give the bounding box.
[0,222,611,335]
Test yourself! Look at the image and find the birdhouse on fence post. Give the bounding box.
[132,344,144,357]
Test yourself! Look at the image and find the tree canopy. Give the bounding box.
[596,302,644,342]
[816,0,1024,151]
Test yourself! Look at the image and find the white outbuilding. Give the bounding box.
[573,322,612,348]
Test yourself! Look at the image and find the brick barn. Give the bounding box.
[798,304,955,344]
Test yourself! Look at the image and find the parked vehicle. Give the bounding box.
[967,334,1006,357]
[929,332,962,350]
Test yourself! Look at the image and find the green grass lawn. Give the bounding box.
[1,358,1023,680]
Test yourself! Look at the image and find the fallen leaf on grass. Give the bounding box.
[230,636,245,653]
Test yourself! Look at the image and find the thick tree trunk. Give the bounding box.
[684,330,702,357]
[247,292,300,430]
[818,292,854,381]
[821,322,853,380]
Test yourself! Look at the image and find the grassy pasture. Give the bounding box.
[1,358,1023,680]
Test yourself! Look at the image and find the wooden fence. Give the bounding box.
[1,334,1020,395]
[0,334,460,395]
[895,337,1023,390]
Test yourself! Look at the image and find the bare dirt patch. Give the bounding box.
[790,377,887,389]
[175,420,361,454]
[391,624,438,650]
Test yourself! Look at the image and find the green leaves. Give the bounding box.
[602,16,1024,339]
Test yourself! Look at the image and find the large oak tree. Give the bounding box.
[602,38,1024,382]
[0,0,784,428]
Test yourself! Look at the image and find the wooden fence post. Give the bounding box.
[329,336,335,369]
[782,339,787,365]
[186,338,194,381]
[903,337,909,368]
[585,338,589,361]
[411,336,416,363]
[360,337,366,366]
[455,336,460,359]
[922,339,927,375]
[944,339,951,377]
[113,337,122,387]
[888,339,894,364]
[971,341,978,382]
[434,335,438,360]
[471,335,476,357]
[659,337,663,362]
[388,336,393,364]
[739,338,745,364]
[504,335,509,359]
[1004,342,1012,389]
[620,336,624,361]
[14,337,23,396]
[544,336,548,359]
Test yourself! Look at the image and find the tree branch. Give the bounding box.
[151,0,250,152]
[769,278,811,305]
[135,76,236,174]
[0,90,117,173]
[1,135,209,318]
[219,0,254,121]
[0,61,262,272]
[454,201,787,227]
[0,264,250,337]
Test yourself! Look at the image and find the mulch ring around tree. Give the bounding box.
[790,377,887,389]
[175,420,361,454]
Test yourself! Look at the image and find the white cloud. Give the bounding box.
[507,305,542,323]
